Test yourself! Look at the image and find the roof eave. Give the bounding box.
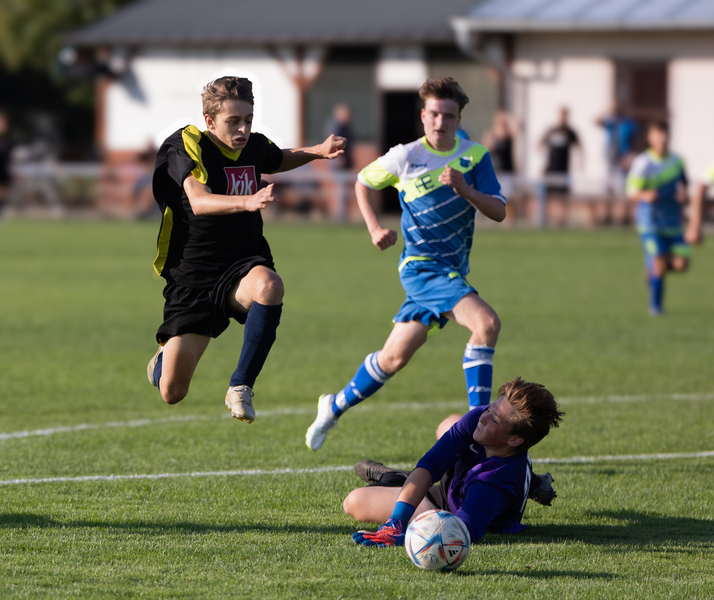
[451,15,714,34]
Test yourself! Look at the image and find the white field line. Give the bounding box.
[2,392,714,443]
[2,451,714,487]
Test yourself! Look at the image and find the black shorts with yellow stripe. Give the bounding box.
[156,253,275,345]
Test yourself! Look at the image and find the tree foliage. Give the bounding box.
[0,0,133,72]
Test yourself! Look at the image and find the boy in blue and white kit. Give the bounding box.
[345,377,564,546]
[306,78,506,450]
[627,121,691,315]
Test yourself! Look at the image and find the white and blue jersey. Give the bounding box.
[626,149,687,235]
[358,137,505,277]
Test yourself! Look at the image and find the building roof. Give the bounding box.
[67,0,480,46]
[452,0,714,32]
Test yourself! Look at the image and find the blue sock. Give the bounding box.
[332,352,391,417]
[230,302,282,388]
[153,350,163,388]
[649,275,664,312]
[463,344,495,408]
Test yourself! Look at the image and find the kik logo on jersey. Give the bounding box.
[224,166,257,196]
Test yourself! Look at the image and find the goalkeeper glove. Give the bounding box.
[351,501,415,547]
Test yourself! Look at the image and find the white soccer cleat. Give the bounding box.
[147,346,163,387]
[305,394,339,451]
[225,385,256,423]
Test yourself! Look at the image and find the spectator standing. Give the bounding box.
[541,107,581,195]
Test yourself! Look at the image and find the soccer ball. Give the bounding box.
[405,510,471,571]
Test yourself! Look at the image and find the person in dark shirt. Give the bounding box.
[482,110,518,173]
[541,107,581,194]
[345,377,564,546]
[147,76,345,423]
[326,104,354,171]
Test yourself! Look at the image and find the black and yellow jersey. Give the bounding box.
[152,125,283,288]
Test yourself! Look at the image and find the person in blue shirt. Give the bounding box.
[626,121,690,315]
[597,105,639,204]
[305,78,506,451]
[345,377,564,546]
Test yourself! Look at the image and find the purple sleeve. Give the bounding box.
[455,482,512,542]
[415,409,483,483]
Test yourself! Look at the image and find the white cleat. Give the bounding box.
[305,394,339,451]
[225,385,256,423]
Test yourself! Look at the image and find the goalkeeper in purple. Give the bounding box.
[345,377,564,546]
[306,78,506,451]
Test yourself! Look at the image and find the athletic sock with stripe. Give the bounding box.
[463,344,495,409]
[331,351,392,417]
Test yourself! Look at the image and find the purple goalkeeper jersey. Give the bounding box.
[415,406,532,541]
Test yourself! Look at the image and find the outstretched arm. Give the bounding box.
[355,180,398,250]
[273,134,346,173]
[351,468,433,547]
[183,175,279,215]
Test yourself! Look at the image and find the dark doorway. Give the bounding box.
[615,61,667,151]
[381,91,422,213]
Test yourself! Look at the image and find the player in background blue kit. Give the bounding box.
[626,121,690,315]
[306,78,506,451]
[345,377,564,546]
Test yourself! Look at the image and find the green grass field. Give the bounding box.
[1,220,713,599]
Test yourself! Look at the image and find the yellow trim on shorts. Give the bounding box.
[671,243,692,258]
[398,256,436,272]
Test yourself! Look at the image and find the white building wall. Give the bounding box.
[511,31,714,192]
[669,58,714,183]
[104,47,299,152]
[512,55,612,192]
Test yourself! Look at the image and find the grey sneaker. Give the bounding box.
[529,472,557,506]
[147,346,163,387]
[305,394,338,451]
[225,385,256,423]
[354,460,411,486]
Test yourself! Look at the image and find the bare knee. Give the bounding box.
[253,271,284,305]
[160,380,189,405]
[671,256,689,272]
[482,311,502,338]
[343,490,362,520]
[436,414,462,440]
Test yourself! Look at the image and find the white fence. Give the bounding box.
[4,162,638,227]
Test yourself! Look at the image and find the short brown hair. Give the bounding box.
[499,377,564,450]
[418,77,469,111]
[648,119,668,134]
[201,76,254,119]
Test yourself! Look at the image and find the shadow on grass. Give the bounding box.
[502,509,714,548]
[455,568,618,581]
[0,513,355,536]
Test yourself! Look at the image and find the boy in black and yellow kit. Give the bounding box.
[148,76,345,422]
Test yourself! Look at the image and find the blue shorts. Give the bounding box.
[640,232,691,259]
[393,260,477,329]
